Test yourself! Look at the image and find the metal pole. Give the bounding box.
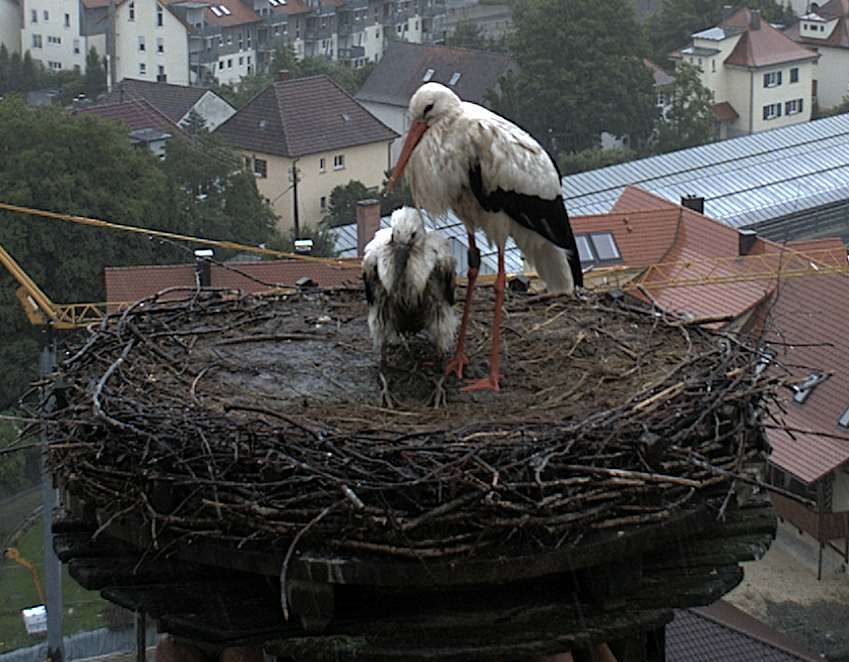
[40,333,63,662]
[291,161,300,238]
[135,611,146,662]
[107,0,117,90]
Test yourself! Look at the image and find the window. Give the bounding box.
[790,67,799,83]
[48,60,62,70]
[138,35,146,51]
[73,38,80,54]
[247,55,251,64]
[129,1,135,21]
[785,98,804,115]
[711,59,716,72]
[43,9,49,20]
[320,196,326,210]
[32,34,42,48]
[575,233,622,265]
[139,62,146,75]
[157,37,164,53]
[763,71,782,88]
[319,158,326,173]
[448,72,462,86]
[47,35,61,44]
[64,13,70,27]
[31,9,37,23]
[763,102,782,120]
[157,4,164,26]
[227,58,233,68]
[792,371,828,404]
[333,154,345,169]
[656,92,669,107]
[253,158,268,178]
[239,56,244,65]
[218,60,224,70]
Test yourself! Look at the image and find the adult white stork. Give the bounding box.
[362,207,458,357]
[388,82,583,392]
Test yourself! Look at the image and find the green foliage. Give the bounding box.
[83,47,108,100]
[815,94,849,118]
[558,146,638,176]
[323,180,372,227]
[214,44,371,109]
[446,20,506,51]
[490,0,656,154]
[0,98,277,407]
[0,45,107,104]
[268,223,339,258]
[647,0,796,64]
[654,61,716,153]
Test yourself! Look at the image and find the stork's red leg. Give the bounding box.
[445,232,480,379]
[462,246,505,393]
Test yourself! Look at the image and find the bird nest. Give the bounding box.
[40,286,776,563]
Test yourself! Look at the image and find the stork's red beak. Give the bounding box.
[387,120,428,192]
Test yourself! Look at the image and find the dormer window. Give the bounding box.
[422,68,434,82]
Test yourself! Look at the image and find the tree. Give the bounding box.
[446,21,490,50]
[647,0,796,64]
[654,62,715,153]
[558,146,638,176]
[269,223,339,257]
[83,47,107,100]
[489,0,656,154]
[160,132,278,245]
[323,180,372,227]
[0,98,278,408]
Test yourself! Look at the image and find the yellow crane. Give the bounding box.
[4,547,46,605]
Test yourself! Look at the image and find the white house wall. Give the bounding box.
[0,0,22,53]
[362,23,383,63]
[20,0,88,71]
[359,99,405,163]
[834,468,849,512]
[812,46,849,109]
[113,1,189,85]
[212,49,255,85]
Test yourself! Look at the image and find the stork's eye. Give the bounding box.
[423,102,434,117]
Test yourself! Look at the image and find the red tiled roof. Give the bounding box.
[104,260,360,304]
[668,600,820,661]
[571,208,680,267]
[723,8,818,67]
[712,101,739,122]
[202,0,262,27]
[78,98,184,135]
[215,75,398,158]
[271,0,311,15]
[100,78,214,123]
[786,0,849,50]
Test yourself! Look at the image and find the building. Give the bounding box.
[77,96,184,156]
[170,0,261,86]
[20,0,96,72]
[437,1,512,45]
[645,58,675,120]
[355,40,514,162]
[672,7,817,138]
[0,0,22,54]
[100,77,236,130]
[784,0,849,111]
[214,73,397,232]
[111,0,191,85]
[562,111,849,245]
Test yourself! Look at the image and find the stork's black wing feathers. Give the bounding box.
[468,161,583,288]
[363,264,378,305]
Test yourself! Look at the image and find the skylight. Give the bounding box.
[792,371,829,404]
[422,68,434,82]
[448,72,461,86]
[210,5,222,15]
[839,405,849,429]
[219,4,232,15]
[575,232,622,265]
[269,0,280,6]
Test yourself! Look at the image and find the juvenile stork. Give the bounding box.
[362,206,458,358]
[388,82,583,392]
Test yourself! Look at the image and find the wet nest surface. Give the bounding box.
[40,286,778,563]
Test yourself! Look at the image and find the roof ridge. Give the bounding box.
[271,81,294,159]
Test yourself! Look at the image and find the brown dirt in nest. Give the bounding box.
[192,287,712,427]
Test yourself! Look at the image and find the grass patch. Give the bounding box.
[0,523,109,654]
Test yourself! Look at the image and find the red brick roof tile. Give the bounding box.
[723,8,818,67]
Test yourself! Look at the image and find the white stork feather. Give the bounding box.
[362,207,458,354]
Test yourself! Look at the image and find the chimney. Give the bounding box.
[738,229,758,256]
[750,9,761,30]
[356,199,381,257]
[194,249,213,287]
[277,69,290,82]
[680,195,705,214]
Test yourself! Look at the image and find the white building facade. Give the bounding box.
[20,0,89,71]
[113,0,190,85]
[0,0,22,54]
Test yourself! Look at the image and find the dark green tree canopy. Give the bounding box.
[490,0,656,154]
[654,61,716,153]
